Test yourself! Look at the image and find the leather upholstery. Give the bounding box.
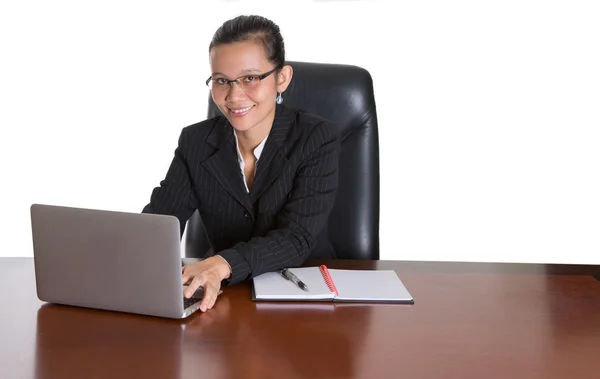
[185,61,380,260]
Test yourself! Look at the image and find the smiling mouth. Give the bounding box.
[229,105,253,115]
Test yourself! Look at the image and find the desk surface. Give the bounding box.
[1,258,600,379]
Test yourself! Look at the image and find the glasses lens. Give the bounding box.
[209,79,234,92]
[242,76,262,90]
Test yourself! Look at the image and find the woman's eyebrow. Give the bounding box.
[240,68,261,74]
[212,68,262,77]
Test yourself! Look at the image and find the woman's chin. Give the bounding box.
[229,120,256,133]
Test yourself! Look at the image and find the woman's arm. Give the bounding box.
[142,127,198,236]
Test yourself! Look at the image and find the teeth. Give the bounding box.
[231,106,252,114]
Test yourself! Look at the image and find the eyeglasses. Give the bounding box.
[205,67,279,91]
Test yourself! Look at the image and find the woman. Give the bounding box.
[143,15,340,312]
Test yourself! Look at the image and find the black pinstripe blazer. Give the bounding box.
[142,104,340,284]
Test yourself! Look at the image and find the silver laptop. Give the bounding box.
[30,203,209,319]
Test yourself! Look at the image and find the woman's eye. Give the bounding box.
[215,78,228,85]
[243,76,258,82]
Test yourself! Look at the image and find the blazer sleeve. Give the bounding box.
[218,122,340,284]
[142,127,198,236]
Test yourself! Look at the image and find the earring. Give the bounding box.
[276,92,283,104]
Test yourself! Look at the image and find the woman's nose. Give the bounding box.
[225,81,246,100]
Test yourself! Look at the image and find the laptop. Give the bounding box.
[30,203,211,319]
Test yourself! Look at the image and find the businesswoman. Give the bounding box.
[142,15,340,312]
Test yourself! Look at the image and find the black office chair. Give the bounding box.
[185,61,380,260]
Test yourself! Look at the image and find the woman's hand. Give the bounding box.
[182,256,232,312]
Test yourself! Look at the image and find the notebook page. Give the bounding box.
[328,269,414,303]
[252,267,335,300]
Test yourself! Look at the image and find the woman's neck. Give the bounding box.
[235,107,276,155]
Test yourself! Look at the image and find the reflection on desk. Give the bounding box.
[35,304,186,379]
[181,296,374,379]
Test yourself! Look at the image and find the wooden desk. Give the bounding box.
[1,258,599,379]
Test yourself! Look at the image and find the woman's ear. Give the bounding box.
[276,65,293,93]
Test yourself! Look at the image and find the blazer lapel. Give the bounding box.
[202,117,254,215]
[250,105,294,203]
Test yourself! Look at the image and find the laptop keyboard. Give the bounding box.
[184,297,201,309]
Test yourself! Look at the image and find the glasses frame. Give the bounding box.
[205,67,280,90]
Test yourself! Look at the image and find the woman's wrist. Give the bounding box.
[214,255,232,280]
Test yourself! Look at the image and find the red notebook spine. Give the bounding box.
[319,265,339,296]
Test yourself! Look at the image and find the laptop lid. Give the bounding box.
[30,204,189,319]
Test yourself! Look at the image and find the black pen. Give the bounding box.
[280,268,310,291]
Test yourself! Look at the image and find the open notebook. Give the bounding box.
[252,265,414,303]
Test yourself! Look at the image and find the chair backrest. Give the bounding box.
[185,61,380,260]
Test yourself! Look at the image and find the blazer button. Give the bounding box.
[244,211,250,218]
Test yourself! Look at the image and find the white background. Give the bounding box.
[1,1,599,263]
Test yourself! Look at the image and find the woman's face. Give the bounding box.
[209,41,291,133]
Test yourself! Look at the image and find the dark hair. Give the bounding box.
[209,15,285,69]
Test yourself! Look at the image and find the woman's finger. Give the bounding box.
[185,276,205,299]
[199,280,219,312]
[181,264,198,285]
